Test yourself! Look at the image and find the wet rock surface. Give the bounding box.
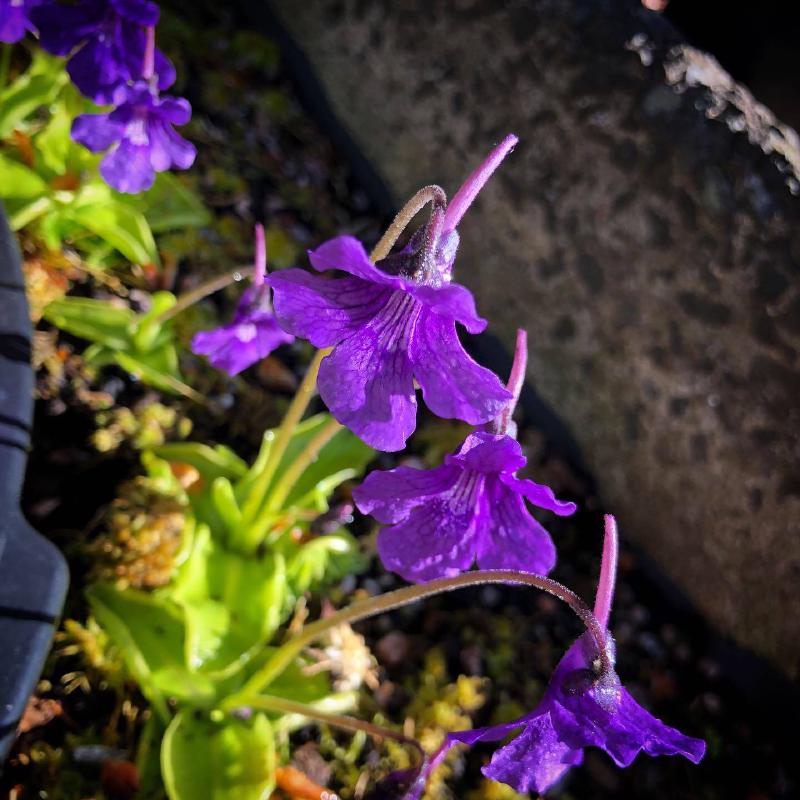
[268,0,800,676]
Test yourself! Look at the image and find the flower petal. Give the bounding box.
[557,686,706,768]
[157,95,192,126]
[110,0,160,26]
[500,474,577,516]
[269,270,393,349]
[192,317,293,376]
[477,479,557,575]
[318,314,417,451]
[0,5,30,43]
[31,0,105,55]
[148,118,196,172]
[353,463,461,524]
[71,113,125,153]
[449,431,527,474]
[482,712,583,794]
[308,235,404,288]
[376,488,485,581]
[409,310,511,425]
[155,49,177,90]
[408,281,486,334]
[67,34,128,104]
[100,140,155,194]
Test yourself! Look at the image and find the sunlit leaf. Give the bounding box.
[152,442,248,482]
[286,531,367,595]
[136,172,211,232]
[168,527,288,674]
[34,102,72,175]
[87,583,215,710]
[211,477,243,538]
[237,414,372,513]
[0,153,47,200]
[162,711,275,800]
[68,187,159,265]
[0,51,67,137]
[42,296,135,349]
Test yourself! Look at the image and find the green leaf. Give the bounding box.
[280,415,372,509]
[263,226,299,269]
[152,442,248,482]
[114,350,189,397]
[33,102,72,175]
[130,292,177,352]
[239,413,373,512]
[211,477,243,538]
[168,528,288,674]
[286,531,367,595]
[162,712,275,800]
[137,172,211,232]
[42,296,135,349]
[87,583,215,710]
[0,154,47,200]
[8,195,53,231]
[68,188,159,265]
[0,51,67,137]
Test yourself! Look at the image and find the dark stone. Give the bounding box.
[677,291,733,325]
[575,253,605,293]
[552,315,577,341]
[272,0,800,677]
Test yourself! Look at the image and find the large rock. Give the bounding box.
[267,0,800,676]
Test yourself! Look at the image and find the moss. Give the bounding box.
[93,400,192,453]
[86,476,187,589]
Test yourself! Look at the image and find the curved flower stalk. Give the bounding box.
[0,0,40,43]
[191,223,295,374]
[32,0,175,103]
[269,136,520,451]
[353,330,576,582]
[70,26,195,192]
[401,516,706,797]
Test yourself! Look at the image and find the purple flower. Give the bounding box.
[435,516,706,794]
[0,0,40,43]
[192,224,295,375]
[31,0,174,104]
[268,136,521,451]
[71,79,195,193]
[353,328,575,581]
[354,429,575,582]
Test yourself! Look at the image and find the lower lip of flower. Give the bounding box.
[446,470,484,513]
[373,290,420,352]
[236,323,258,343]
[127,116,149,146]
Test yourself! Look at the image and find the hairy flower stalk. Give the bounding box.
[370,184,447,264]
[156,267,254,324]
[245,694,424,757]
[221,568,612,713]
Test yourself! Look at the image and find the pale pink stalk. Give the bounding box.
[253,222,267,286]
[496,328,527,434]
[443,134,519,233]
[142,25,155,81]
[594,514,619,629]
